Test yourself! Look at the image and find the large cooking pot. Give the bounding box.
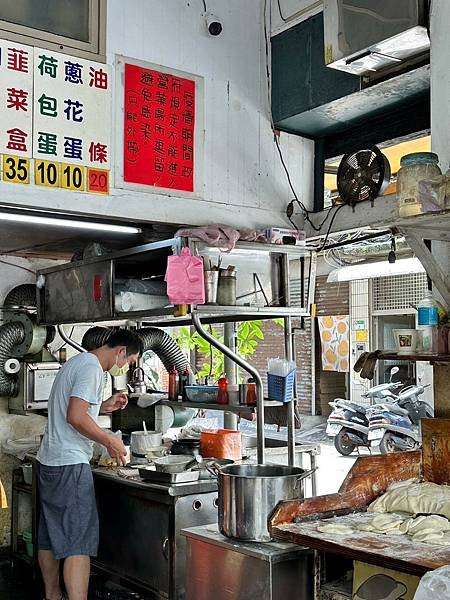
[215,463,315,542]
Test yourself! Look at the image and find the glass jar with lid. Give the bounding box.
[397,152,442,217]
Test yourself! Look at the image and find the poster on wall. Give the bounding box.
[318,315,350,372]
[0,40,34,158]
[123,62,196,192]
[33,48,111,169]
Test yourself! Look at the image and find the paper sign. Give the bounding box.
[33,48,111,168]
[356,330,369,342]
[123,63,195,192]
[0,41,34,158]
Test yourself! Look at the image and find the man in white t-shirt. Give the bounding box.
[37,329,143,600]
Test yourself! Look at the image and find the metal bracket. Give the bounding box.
[400,226,450,308]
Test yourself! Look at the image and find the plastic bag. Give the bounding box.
[414,565,450,599]
[97,430,129,466]
[165,247,205,305]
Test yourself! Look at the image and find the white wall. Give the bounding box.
[0,0,314,230]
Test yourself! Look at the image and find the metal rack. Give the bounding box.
[37,237,317,467]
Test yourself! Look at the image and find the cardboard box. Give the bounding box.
[353,561,420,600]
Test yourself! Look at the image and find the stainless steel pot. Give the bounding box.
[216,463,315,542]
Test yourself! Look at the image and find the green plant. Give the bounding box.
[174,319,283,381]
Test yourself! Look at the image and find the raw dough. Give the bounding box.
[369,481,450,520]
[411,529,444,544]
[317,523,354,535]
[408,515,450,535]
[371,514,405,532]
[399,518,415,534]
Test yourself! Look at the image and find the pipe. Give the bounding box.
[3,284,37,308]
[0,321,25,396]
[284,316,296,467]
[81,326,190,373]
[192,312,266,464]
[57,325,86,353]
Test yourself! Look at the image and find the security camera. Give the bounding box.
[205,12,222,36]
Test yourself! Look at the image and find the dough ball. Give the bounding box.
[317,523,354,535]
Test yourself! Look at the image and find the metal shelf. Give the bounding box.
[161,399,284,414]
[139,305,309,327]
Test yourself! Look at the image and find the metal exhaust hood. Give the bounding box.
[323,0,430,76]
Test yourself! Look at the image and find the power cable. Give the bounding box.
[202,0,207,12]
[277,0,288,22]
[315,204,346,253]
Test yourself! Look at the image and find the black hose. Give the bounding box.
[3,284,37,308]
[81,326,189,373]
[0,322,25,396]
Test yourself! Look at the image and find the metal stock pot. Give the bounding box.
[213,463,315,542]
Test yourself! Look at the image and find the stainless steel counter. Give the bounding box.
[92,468,219,599]
[182,525,313,600]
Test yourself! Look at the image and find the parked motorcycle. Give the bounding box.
[326,368,402,456]
[367,384,434,453]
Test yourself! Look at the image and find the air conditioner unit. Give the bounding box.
[323,0,430,76]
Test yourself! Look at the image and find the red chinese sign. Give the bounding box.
[123,63,195,192]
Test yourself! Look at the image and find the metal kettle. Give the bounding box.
[129,367,147,395]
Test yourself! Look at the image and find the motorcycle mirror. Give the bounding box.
[389,366,399,381]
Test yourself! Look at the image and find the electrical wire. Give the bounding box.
[202,0,207,12]
[315,204,346,253]
[263,1,335,234]
[277,0,288,22]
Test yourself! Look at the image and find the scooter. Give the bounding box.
[367,384,434,453]
[326,367,402,456]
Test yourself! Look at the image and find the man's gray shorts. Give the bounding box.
[37,462,99,560]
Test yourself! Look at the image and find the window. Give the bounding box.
[0,0,106,61]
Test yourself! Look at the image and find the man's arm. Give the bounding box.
[67,396,127,465]
[100,392,128,414]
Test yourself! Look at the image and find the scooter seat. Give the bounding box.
[376,402,409,416]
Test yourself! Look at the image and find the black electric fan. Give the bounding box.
[337,146,391,207]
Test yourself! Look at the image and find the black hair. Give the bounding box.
[106,330,144,357]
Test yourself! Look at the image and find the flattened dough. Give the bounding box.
[411,529,444,544]
[369,481,450,520]
[317,523,353,535]
[408,514,450,534]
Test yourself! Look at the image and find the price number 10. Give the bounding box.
[62,164,85,191]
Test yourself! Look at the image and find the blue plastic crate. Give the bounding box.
[267,370,296,403]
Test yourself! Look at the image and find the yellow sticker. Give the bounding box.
[356,330,369,342]
[61,163,85,191]
[35,160,61,188]
[2,155,30,184]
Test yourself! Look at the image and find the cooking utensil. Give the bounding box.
[171,438,201,456]
[153,454,203,474]
[138,467,200,484]
[131,430,162,459]
[214,464,317,541]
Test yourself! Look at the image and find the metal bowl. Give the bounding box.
[153,455,195,474]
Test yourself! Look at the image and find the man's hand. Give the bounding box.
[106,435,128,466]
[101,392,128,413]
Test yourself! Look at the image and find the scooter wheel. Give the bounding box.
[334,429,356,456]
[379,432,398,454]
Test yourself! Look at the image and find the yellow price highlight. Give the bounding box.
[2,155,29,184]
[35,160,60,188]
[61,163,85,191]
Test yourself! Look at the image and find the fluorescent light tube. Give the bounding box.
[327,258,425,282]
[0,211,141,234]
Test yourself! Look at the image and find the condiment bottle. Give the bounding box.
[179,367,190,400]
[217,375,229,405]
[168,366,179,400]
[246,378,257,407]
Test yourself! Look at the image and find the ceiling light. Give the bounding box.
[0,211,142,234]
[327,258,425,282]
